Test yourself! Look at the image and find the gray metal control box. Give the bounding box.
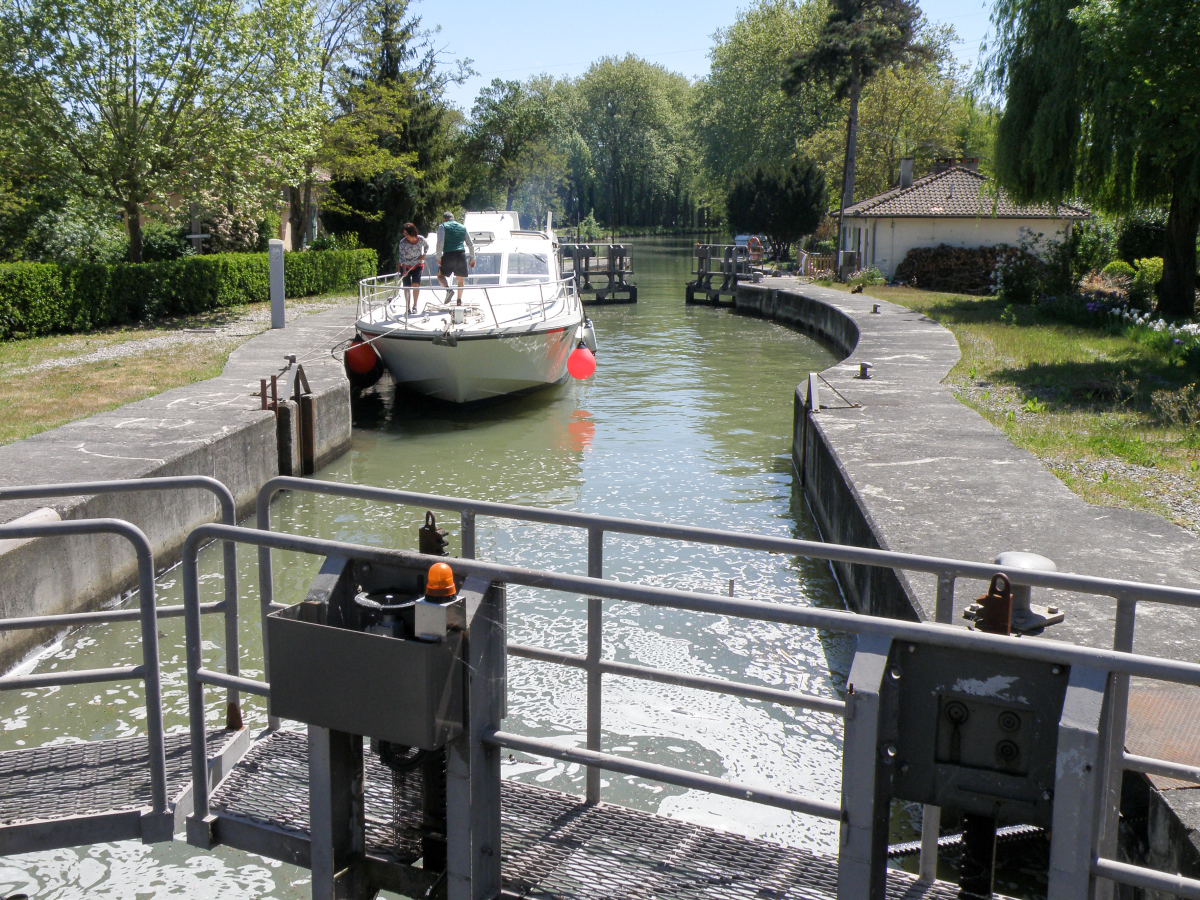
[267,602,463,750]
[888,643,1069,827]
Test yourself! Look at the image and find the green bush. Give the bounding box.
[1101,259,1136,279]
[1117,211,1166,264]
[310,231,362,252]
[141,223,195,262]
[848,266,885,286]
[1073,217,1119,275]
[992,247,1047,304]
[0,248,375,340]
[1129,257,1163,309]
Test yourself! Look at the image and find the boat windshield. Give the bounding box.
[425,252,502,285]
[505,252,551,284]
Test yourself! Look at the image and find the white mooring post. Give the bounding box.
[269,239,285,329]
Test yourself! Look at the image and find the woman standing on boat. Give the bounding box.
[397,223,428,314]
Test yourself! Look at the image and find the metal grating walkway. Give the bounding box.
[210,731,960,899]
[0,731,231,826]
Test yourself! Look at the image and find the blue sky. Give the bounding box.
[419,0,995,112]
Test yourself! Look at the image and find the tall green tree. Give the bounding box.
[988,0,1200,316]
[726,160,827,257]
[319,0,464,269]
[0,0,315,261]
[574,55,697,228]
[784,0,930,269]
[694,0,835,187]
[463,79,557,211]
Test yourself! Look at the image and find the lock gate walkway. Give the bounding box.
[0,730,243,856]
[8,476,1200,899]
[210,729,958,900]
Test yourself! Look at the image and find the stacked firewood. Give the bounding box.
[894,244,1008,294]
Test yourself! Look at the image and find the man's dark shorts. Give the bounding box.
[402,265,423,287]
[440,249,469,278]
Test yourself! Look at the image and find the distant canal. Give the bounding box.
[0,237,851,899]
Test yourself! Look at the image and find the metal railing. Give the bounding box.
[0,518,169,818]
[247,477,1200,895]
[181,498,1200,898]
[10,475,1197,894]
[357,272,583,331]
[0,477,243,715]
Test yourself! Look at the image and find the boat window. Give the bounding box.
[505,253,551,283]
[471,253,502,276]
[424,252,501,278]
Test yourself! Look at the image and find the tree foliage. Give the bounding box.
[462,79,559,212]
[318,0,463,270]
[785,0,932,223]
[0,0,316,261]
[694,1,835,187]
[725,160,827,256]
[988,0,1200,315]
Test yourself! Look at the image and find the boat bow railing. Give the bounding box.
[357,273,582,331]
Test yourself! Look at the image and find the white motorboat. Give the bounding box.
[356,211,597,403]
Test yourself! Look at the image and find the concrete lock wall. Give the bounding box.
[734,278,1200,883]
[0,307,356,673]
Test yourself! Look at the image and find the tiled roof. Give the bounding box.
[841,167,1090,219]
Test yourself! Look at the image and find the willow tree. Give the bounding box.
[0,0,315,261]
[784,0,930,272]
[988,0,1200,316]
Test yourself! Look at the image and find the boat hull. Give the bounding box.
[361,324,579,403]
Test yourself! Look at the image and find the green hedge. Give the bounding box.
[0,248,377,340]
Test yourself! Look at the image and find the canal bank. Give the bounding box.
[0,306,356,673]
[734,276,1200,883]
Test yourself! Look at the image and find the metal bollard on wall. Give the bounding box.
[995,551,1065,635]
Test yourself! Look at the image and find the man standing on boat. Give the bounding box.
[436,211,476,304]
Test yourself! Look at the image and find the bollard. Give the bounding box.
[269,239,285,329]
[993,551,1064,635]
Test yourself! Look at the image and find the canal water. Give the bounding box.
[0,238,854,898]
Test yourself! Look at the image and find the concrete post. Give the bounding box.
[269,239,286,329]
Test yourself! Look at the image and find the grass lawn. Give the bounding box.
[820,281,1200,529]
[0,294,353,446]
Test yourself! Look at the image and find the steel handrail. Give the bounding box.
[249,477,1200,887]
[253,477,1200,609]
[207,523,1200,685]
[183,521,1200,839]
[484,729,840,819]
[0,518,168,816]
[0,477,242,712]
[358,275,577,328]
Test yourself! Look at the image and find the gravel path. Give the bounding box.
[953,378,1200,534]
[7,301,350,376]
[1050,458,1200,534]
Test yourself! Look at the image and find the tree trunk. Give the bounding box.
[836,59,862,280]
[125,201,144,263]
[287,184,306,252]
[1158,167,1200,318]
[300,180,316,248]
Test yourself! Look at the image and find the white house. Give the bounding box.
[839,160,1089,279]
